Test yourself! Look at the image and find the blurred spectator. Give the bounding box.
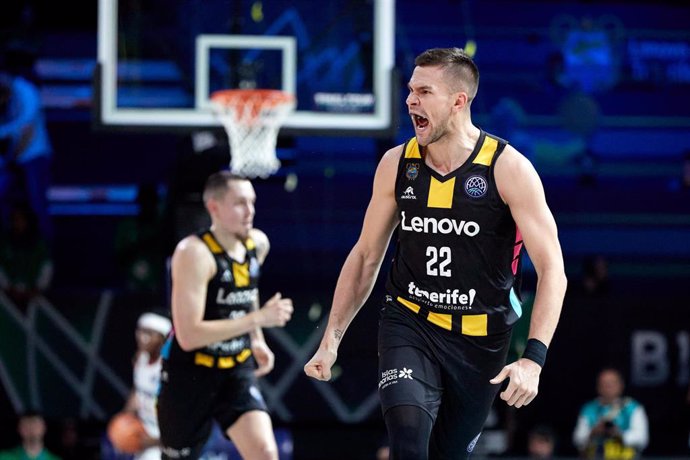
[485,97,588,169]
[555,16,623,94]
[114,183,167,293]
[0,70,53,241]
[0,201,52,310]
[527,424,557,460]
[573,368,649,459]
[488,98,535,161]
[0,410,61,460]
[55,418,91,460]
[581,255,610,297]
[121,312,171,460]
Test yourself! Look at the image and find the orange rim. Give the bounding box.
[210,89,294,108]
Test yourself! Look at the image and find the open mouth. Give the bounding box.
[412,114,429,130]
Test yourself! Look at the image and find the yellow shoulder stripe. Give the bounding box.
[404,137,421,159]
[202,233,224,254]
[473,136,499,166]
[245,237,256,250]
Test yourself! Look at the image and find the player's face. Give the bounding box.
[214,179,256,238]
[406,65,458,146]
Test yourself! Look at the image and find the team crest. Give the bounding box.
[464,175,488,198]
[405,163,420,180]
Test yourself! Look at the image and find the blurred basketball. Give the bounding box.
[107,412,145,454]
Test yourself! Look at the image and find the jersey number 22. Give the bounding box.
[426,246,451,277]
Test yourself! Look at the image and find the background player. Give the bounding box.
[157,171,293,460]
[121,312,172,460]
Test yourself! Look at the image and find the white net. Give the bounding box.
[210,89,296,179]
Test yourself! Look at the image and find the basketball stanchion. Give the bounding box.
[210,89,296,179]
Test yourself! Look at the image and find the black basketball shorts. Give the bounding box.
[157,360,268,459]
[377,297,512,458]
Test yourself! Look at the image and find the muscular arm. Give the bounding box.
[171,236,275,351]
[305,146,401,380]
[490,146,567,407]
[497,146,567,348]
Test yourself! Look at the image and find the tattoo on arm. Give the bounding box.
[334,329,344,341]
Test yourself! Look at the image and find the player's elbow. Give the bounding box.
[538,263,568,292]
[353,241,385,271]
[559,271,568,291]
[174,330,200,352]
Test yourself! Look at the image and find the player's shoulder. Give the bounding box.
[173,234,212,262]
[175,233,204,250]
[376,143,406,174]
[495,143,539,179]
[249,227,268,241]
[248,228,270,259]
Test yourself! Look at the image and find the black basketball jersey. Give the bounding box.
[385,131,524,336]
[164,229,260,368]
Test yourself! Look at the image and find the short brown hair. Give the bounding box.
[202,170,248,203]
[414,48,479,101]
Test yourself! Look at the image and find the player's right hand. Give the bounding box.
[258,292,293,327]
[304,347,337,381]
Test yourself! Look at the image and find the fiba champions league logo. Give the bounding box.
[464,175,487,198]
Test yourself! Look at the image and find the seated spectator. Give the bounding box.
[0,410,61,460]
[55,418,91,460]
[581,255,611,297]
[528,424,557,460]
[0,201,53,310]
[573,367,649,459]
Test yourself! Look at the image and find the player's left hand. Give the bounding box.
[252,340,275,377]
[489,358,541,408]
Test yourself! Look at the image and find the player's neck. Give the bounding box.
[425,121,480,173]
[210,225,246,257]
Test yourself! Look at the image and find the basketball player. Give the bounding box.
[157,171,293,460]
[305,48,567,459]
[122,312,172,460]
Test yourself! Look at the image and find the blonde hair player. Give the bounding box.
[157,171,293,460]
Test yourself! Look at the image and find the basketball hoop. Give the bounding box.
[210,89,296,179]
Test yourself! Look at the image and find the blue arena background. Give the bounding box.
[0,1,689,459]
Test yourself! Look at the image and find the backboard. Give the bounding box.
[96,0,395,135]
